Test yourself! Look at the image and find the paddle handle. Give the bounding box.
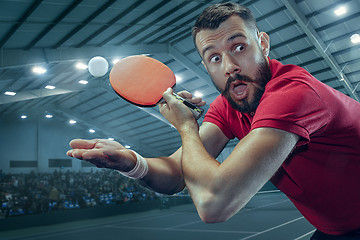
[172,92,204,120]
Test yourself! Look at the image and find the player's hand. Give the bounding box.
[159,88,199,133]
[66,139,136,171]
[176,90,206,107]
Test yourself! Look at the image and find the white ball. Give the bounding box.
[88,56,109,77]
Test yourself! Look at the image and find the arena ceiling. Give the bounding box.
[0,0,359,157]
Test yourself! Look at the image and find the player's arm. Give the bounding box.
[182,127,298,223]
[138,121,229,194]
[160,89,299,223]
[66,122,229,195]
[66,139,185,194]
[67,91,228,195]
[140,86,232,194]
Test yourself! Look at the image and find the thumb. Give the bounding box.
[162,88,176,104]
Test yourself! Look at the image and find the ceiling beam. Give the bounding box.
[115,1,192,46]
[0,44,168,69]
[168,45,211,84]
[76,0,146,48]
[97,0,172,47]
[0,0,43,48]
[135,0,215,45]
[25,0,84,50]
[280,0,360,102]
[52,0,117,49]
[0,79,102,105]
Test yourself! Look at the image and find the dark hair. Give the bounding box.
[192,2,258,44]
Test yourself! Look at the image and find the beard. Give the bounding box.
[221,58,272,113]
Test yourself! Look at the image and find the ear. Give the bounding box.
[258,32,270,57]
[201,60,208,71]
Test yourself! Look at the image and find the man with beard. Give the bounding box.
[67,2,360,239]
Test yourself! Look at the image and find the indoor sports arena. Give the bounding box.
[0,0,359,240]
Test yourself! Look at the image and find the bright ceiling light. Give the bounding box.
[76,62,88,70]
[21,115,27,119]
[175,75,182,83]
[125,145,131,149]
[351,34,360,44]
[194,91,203,98]
[112,58,120,64]
[45,85,56,90]
[45,114,53,119]
[4,91,16,96]
[89,129,95,133]
[69,120,77,124]
[79,80,88,85]
[32,66,47,74]
[334,6,346,16]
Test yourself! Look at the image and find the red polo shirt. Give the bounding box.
[203,58,360,235]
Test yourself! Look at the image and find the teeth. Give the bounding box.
[233,84,247,95]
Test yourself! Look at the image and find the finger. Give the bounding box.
[66,150,73,157]
[162,88,179,105]
[177,91,206,106]
[67,149,91,159]
[81,150,130,170]
[177,91,193,99]
[69,139,98,149]
[191,97,206,106]
[81,149,108,160]
[67,150,84,159]
[66,149,78,158]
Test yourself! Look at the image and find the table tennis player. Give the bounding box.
[67,2,360,239]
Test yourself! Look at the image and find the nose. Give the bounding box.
[223,54,240,78]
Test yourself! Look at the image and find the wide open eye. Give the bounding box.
[210,55,221,63]
[234,44,245,53]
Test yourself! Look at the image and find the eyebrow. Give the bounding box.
[201,32,247,57]
[228,33,246,42]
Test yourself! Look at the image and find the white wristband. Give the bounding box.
[118,151,149,179]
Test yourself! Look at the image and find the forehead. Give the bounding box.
[195,15,254,52]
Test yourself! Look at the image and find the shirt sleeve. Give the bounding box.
[203,96,235,139]
[251,77,330,146]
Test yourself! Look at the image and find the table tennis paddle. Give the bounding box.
[109,55,204,120]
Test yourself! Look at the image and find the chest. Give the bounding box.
[229,112,254,140]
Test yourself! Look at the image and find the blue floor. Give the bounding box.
[0,191,316,240]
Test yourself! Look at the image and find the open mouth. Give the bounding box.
[231,82,248,100]
[234,83,247,94]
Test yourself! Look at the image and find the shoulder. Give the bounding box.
[268,59,322,95]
